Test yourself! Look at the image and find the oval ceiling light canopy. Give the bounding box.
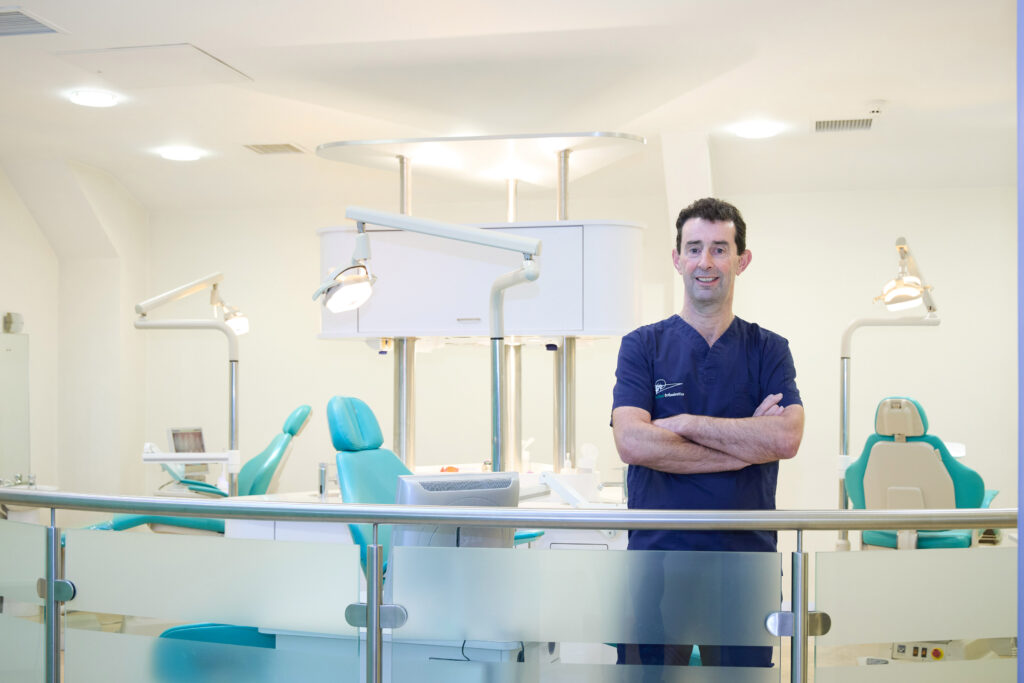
[67,88,120,108]
[726,119,787,139]
[156,145,207,161]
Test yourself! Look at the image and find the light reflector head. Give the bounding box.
[314,263,374,312]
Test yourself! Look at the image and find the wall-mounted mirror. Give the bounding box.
[0,328,30,482]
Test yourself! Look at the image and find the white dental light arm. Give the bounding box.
[135,272,224,316]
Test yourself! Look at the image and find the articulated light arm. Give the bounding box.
[314,207,543,471]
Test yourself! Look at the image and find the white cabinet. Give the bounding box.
[318,220,642,338]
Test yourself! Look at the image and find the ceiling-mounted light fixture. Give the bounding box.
[156,145,206,161]
[727,119,786,139]
[68,88,120,108]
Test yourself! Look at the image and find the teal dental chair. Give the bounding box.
[844,397,997,549]
[327,396,541,573]
[92,405,312,535]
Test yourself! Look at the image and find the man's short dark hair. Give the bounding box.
[675,197,747,254]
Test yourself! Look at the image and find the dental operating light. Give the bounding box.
[873,238,935,312]
[313,207,542,471]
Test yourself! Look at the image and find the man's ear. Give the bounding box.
[671,248,683,274]
[737,249,752,274]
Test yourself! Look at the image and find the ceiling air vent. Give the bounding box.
[815,119,873,133]
[244,143,305,155]
[0,10,58,36]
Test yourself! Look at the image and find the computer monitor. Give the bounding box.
[167,427,205,453]
[391,472,519,549]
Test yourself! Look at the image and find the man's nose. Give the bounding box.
[698,249,713,269]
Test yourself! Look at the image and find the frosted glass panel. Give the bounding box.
[0,518,45,605]
[0,612,44,682]
[815,548,1015,645]
[65,528,360,635]
[66,627,358,682]
[814,658,1015,682]
[393,660,778,682]
[391,547,780,646]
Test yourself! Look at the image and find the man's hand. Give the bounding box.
[753,393,784,417]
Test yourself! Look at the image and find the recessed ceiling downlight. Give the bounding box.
[157,146,206,161]
[68,89,119,108]
[727,119,786,139]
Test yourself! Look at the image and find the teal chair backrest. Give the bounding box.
[327,396,411,571]
[237,404,312,496]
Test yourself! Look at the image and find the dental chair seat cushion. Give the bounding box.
[862,529,973,549]
[108,514,225,534]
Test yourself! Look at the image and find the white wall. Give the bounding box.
[0,167,59,486]
[729,187,1018,527]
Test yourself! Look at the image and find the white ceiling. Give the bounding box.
[0,0,1015,211]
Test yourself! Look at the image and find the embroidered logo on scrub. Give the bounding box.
[654,379,685,398]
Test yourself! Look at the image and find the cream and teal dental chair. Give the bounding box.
[92,404,312,535]
[844,397,997,549]
[327,396,541,573]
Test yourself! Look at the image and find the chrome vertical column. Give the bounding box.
[490,336,506,472]
[504,343,523,471]
[228,359,239,496]
[556,149,570,220]
[553,337,576,472]
[44,509,58,683]
[394,155,415,468]
[791,531,808,683]
[393,338,416,469]
[366,524,383,683]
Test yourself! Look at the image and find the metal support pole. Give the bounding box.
[556,149,570,220]
[366,525,383,683]
[506,178,518,222]
[837,357,851,548]
[553,337,576,472]
[45,508,58,683]
[398,155,411,216]
[491,338,507,472]
[791,531,808,683]
[228,359,239,496]
[504,343,523,471]
[393,338,416,469]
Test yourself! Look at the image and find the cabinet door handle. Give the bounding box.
[456,317,482,323]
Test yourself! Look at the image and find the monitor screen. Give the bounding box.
[392,472,519,549]
[167,428,205,453]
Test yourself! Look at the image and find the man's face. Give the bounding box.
[672,217,751,308]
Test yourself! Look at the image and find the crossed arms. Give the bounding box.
[612,393,804,475]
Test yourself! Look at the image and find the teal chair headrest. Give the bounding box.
[327,396,384,451]
[283,405,312,436]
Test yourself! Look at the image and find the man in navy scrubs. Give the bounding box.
[612,197,804,668]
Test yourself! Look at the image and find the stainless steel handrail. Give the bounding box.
[0,488,1016,530]
[3,487,1016,683]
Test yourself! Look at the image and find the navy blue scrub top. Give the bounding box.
[612,315,802,552]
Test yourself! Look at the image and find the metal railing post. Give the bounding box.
[366,524,383,683]
[44,508,59,683]
[791,530,808,683]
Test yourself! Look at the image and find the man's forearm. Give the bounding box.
[614,414,751,474]
[654,404,804,464]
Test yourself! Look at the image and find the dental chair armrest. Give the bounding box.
[180,479,228,497]
[513,529,544,545]
[981,489,999,508]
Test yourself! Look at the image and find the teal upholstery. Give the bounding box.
[97,405,312,535]
[845,397,994,549]
[328,396,541,572]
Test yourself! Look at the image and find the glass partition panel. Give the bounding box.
[0,518,45,606]
[66,626,358,683]
[390,546,780,681]
[815,547,1016,681]
[0,519,46,682]
[64,528,360,635]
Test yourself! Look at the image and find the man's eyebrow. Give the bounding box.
[684,240,731,247]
